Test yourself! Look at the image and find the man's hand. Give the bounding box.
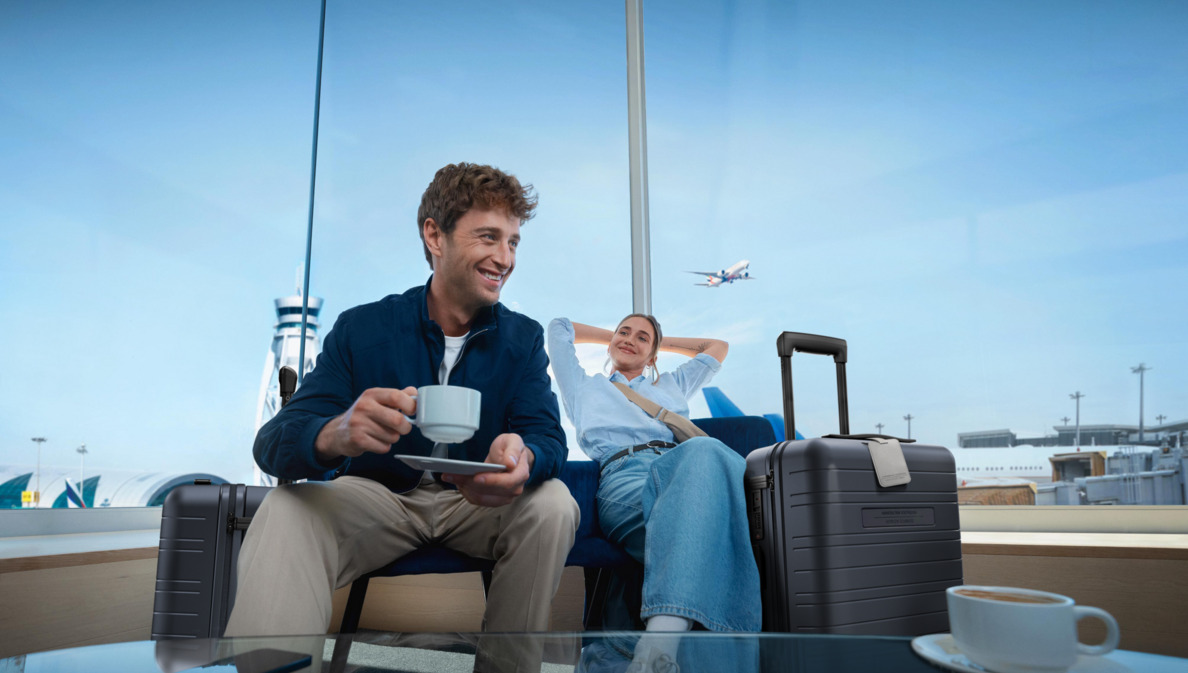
[442,433,535,507]
[315,387,418,462]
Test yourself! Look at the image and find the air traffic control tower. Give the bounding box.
[253,285,323,486]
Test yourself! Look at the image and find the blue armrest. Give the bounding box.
[691,416,777,460]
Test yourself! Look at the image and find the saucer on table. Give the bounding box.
[910,633,1132,673]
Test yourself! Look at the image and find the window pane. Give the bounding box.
[308,2,631,460]
[645,0,1188,504]
[1,1,321,505]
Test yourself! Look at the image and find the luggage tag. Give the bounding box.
[866,437,911,487]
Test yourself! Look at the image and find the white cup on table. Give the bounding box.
[947,585,1120,673]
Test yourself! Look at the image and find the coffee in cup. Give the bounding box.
[409,385,481,444]
[952,588,1064,604]
[947,585,1119,673]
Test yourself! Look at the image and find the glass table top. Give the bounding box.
[4,631,1181,673]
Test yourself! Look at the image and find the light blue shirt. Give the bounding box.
[547,317,722,463]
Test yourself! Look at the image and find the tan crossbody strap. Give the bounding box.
[612,382,708,443]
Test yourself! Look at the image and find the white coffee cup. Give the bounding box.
[947,585,1120,673]
[409,385,481,444]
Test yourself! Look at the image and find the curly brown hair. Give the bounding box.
[417,163,538,267]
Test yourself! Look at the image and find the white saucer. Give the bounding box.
[393,455,507,475]
[911,634,1132,673]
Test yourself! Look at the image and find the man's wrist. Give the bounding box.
[314,416,342,463]
[523,445,536,471]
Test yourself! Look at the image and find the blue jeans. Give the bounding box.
[596,437,762,632]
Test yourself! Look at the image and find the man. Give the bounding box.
[225,163,579,670]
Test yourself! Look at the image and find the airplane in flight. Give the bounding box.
[687,259,754,287]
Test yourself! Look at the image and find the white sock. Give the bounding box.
[646,615,692,632]
[632,615,692,667]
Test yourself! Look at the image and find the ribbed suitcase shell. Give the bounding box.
[151,483,270,639]
[747,331,962,635]
[746,438,962,635]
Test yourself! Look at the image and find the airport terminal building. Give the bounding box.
[0,466,229,509]
[958,421,1188,448]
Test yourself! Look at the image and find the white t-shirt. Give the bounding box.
[421,333,469,481]
[438,334,466,385]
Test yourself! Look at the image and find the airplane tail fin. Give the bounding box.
[762,413,804,442]
[701,387,802,441]
[702,386,745,417]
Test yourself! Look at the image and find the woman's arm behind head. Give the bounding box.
[570,320,615,346]
[659,334,728,364]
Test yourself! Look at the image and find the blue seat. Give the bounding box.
[338,415,777,633]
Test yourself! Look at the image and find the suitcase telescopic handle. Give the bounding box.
[776,331,849,439]
[776,332,847,363]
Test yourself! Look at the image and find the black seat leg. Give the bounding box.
[328,633,354,673]
[339,576,370,635]
[583,567,608,630]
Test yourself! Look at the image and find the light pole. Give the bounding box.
[1060,416,1070,426]
[1069,392,1084,448]
[1132,363,1151,443]
[1156,414,1167,426]
[876,422,885,435]
[903,414,914,440]
[31,437,47,507]
[76,444,88,507]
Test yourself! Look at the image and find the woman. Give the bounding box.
[547,314,761,671]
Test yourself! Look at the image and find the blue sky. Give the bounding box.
[2,0,1186,483]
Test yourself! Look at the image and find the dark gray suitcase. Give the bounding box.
[745,332,962,635]
[152,367,294,639]
[151,481,271,639]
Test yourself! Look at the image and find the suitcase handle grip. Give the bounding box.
[822,433,915,443]
[777,332,847,363]
[777,331,849,438]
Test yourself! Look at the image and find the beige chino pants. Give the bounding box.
[224,475,579,667]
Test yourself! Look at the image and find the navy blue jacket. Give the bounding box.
[254,279,568,492]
